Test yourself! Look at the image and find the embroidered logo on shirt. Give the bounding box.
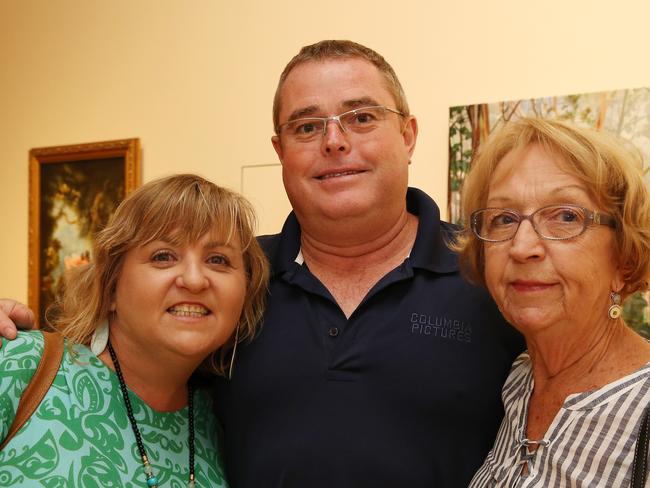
[410,313,472,343]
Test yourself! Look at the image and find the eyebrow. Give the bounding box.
[287,105,319,121]
[341,97,380,109]
[487,184,591,206]
[203,240,238,250]
[150,238,238,251]
[286,97,382,122]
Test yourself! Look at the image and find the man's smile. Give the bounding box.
[316,169,367,181]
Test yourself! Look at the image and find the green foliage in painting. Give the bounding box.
[449,106,473,192]
[623,291,650,339]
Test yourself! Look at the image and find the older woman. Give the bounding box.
[0,174,268,487]
[457,118,650,487]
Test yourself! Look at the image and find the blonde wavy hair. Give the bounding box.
[455,117,650,299]
[50,173,269,376]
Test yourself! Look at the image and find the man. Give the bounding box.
[1,41,523,487]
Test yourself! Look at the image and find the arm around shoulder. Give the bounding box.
[0,300,36,341]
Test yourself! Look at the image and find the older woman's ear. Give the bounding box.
[610,266,626,294]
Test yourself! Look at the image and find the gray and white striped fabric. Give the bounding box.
[469,353,650,487]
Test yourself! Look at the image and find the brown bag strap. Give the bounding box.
[0,331,64,451]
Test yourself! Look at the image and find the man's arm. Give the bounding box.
[0,300,36,339]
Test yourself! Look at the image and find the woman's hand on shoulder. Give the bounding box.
[0,300,35,341]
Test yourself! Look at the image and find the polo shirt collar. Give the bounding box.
[267,187,459,277]
[406,187,459,274]
[266,211,302,278]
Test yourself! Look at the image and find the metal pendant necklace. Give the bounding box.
[107,341,196,488]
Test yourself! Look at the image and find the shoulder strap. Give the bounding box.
[631,405,650,488]
[0,331,64,451]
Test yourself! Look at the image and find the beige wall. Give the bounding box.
[2,0,650,303]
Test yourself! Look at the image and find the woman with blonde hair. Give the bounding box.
[0,174,268,487]
[457,118,650,487]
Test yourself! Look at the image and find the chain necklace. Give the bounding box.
[107,341,196,488]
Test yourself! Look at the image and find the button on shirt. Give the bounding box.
[213,187,525,488]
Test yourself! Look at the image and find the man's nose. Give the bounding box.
[322,118,350,154]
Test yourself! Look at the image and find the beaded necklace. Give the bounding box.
[107,341,196,488]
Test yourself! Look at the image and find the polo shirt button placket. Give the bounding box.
[328,327,339,337]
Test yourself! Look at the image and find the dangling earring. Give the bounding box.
[90,318,110,355]
[228,324,241,380]
[608,292,623,320]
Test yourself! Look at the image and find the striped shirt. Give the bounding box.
[469,352,650,487]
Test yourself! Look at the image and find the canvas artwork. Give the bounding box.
[448,87,650,336]
[29,139,140,327]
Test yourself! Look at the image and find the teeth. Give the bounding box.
[320,170,359,180]
[168,304,209,317]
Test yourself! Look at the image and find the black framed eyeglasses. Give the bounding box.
[277,105,404,143]
[470,204,617,242]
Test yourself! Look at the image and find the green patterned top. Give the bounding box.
[0,331,228,487]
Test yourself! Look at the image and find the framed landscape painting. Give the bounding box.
[28,139,140,327]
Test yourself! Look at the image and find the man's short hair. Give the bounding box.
[273,40,410,134]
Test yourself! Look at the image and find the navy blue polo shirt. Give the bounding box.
[212,188,524,488]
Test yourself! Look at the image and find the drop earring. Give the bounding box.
[228,324,241,380]
[90,318,109,355]
[608,292,622,320]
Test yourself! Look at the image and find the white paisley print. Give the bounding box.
[0,331,228,487]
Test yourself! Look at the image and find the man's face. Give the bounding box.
[272,58,417,225]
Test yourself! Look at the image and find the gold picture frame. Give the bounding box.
[28,139,141,327]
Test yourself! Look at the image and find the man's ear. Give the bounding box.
[271,135,284,163]
[402,116,418,159]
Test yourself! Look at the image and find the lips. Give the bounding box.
[510,280,556,292]
[316,169,366,180]
[167,303,211,317]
